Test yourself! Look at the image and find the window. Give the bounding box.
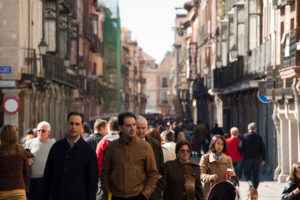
[291,18,295,31]
[280,22,284,39]
[162,77,168,88]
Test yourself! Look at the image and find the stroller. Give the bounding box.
[207,180,240,200]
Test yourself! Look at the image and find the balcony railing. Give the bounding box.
[90,34,104,55]
[213,56,244,89]
[22,48,38,80]
[42,54,77,87]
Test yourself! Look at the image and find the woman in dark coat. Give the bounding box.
[281,162,300,200]
[162,140,204,200]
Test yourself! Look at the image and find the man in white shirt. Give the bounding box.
[25,121,55,200]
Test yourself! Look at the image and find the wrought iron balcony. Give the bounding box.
[42,54,77,87]
[213,56,244,89]
[22,48,38,81]
[90,34,104,55]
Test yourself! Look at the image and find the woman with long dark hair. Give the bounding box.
[0,125,29,200]
[199,135,236,199]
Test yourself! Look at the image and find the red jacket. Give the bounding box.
[96,132,119,177]
[225,136,242,162]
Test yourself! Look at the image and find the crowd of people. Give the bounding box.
[0,111,299,200]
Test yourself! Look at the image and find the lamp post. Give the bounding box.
[39,0,48,55]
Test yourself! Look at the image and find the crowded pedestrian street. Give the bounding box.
[1,0,300,200]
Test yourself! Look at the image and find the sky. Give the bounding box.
[119,0,187,63]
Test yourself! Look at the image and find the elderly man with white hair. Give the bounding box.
[25,121,55,200]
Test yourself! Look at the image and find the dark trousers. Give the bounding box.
[28,177,44,200]
[243,158,261,189]
[233,160,242,178]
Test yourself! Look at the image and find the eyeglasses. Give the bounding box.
[179,149,191,153]
[38,129,47,133]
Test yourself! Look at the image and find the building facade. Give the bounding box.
[0,0,122,138]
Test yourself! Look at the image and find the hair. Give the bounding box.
[136,115,148,126]
[108,117,119,131]
[67,112,84,123]
[37,121,51,131]
[209,134,226,153]
[248,122,256,132]
[175,140,192,154]
[25,128,35,135]
[230,127,239,136]
[118,112,136,126]
[0,125,23,154]
[148,128,162,144]
[289,162,300,183]
[94,119,107,130]
[165,131,175,142]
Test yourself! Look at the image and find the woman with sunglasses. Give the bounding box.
[199,135,236,199]
[161,140,204,200]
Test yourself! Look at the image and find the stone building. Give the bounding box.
[267,0,300,182]
[173,0,278,172]
[0,0,119,138]
[121,28,147,114]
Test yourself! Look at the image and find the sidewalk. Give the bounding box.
[239,181,285,200]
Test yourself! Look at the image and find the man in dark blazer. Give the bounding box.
[43,112,98,200]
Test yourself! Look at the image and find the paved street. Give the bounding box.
[239,181,285,200]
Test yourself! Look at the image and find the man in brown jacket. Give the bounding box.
[103,112,160,200]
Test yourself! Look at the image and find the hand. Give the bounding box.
[261,160,266,166]
[292,188,300,195]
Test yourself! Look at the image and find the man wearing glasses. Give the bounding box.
[25,121,55,200]
[43,112,98,200]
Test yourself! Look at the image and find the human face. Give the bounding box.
[37,125,50,142]
[137,120,148,139]
[120,117,137,138]
[68,115,83,138]
[214,138,224,154]
[98,125,108,136]
[178,144,191,162]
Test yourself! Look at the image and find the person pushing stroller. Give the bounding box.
[199,135,239,200]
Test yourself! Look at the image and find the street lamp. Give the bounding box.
[39,0,48,55]
[39,40,48,55]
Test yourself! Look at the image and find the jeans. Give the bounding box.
[242,159,261,189]
[233,160,242,178]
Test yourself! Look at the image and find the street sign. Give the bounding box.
[3,96,19,114]
[0,80,16,88]
[0,66,12,74]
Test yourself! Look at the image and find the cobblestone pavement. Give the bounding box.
[239,181,286,200]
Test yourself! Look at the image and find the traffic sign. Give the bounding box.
[3,97,19,114]
[0,66,12,74]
